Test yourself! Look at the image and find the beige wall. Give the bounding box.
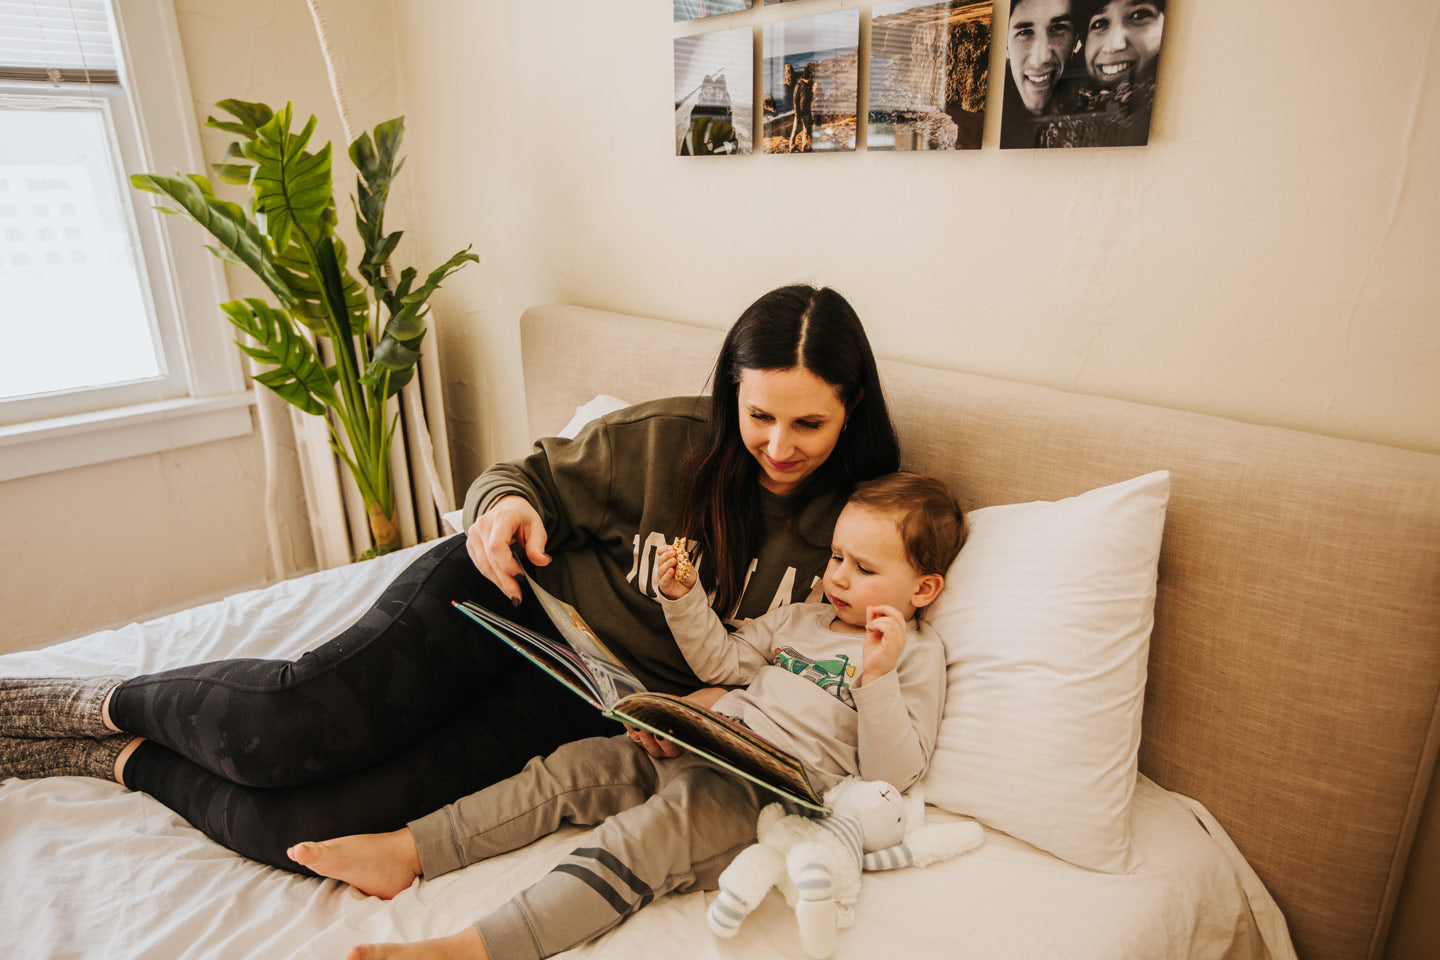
[0,435,274,649]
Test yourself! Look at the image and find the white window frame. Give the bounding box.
[0,0,252,482]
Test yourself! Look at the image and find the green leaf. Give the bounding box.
[243,104,334,255]
[212,142,254,185]
[349,117,404,185]
[363,361,416,394]
[207,99,275,139]
[362,246,476,398]
[277,234,367,334]
[373,117,404,168]
[212,163,252,185]
[313,236,367,374]
[203,243,243,266]
[357,229,402,291]
[398,247,478,316]
[221,297,336,415]
[131,171,296,308]
[350,117,408,311]
[370,336,421,370]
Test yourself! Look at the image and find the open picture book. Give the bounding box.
[452,571,828,813]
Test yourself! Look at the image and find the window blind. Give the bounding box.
[0,0,119,84]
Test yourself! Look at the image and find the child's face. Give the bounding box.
[822,504,933,629]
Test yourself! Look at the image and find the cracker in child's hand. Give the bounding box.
[674,536,695,587]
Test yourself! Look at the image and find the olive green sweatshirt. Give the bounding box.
[462,396,847,694]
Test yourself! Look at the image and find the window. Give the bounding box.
[0,0,251,481]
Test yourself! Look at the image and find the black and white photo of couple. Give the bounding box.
[999,0,1166,148]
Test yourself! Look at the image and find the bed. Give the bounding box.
[3,303,1437,960]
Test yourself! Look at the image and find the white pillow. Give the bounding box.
[919,470,1170,873]
[558,394,630,440]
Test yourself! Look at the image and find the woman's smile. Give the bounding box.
[736,367,847,496]
[1093,57,1137,81]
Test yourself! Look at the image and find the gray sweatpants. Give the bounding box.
[407,734,762,960]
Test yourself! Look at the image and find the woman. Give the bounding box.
[1036,0,1165,147]
[0,284,900,873]
[1081,0,1164,90]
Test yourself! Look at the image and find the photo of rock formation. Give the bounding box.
[869,0,992,150]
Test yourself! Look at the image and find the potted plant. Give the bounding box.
[133,99,475,555]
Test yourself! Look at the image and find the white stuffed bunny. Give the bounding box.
[707,778,984,959]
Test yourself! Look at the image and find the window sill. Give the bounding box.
[0,392,256,482]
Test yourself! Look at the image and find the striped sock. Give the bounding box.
[795,861,834,902]
[794,866,839,959]
[706,887,752,938]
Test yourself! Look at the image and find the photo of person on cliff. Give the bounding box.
[786,62,819,152]
[762,10,860,153]
[1000,0,1166,148]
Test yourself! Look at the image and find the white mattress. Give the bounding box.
[0,541,1296,960]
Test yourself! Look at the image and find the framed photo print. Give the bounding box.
[674,0,753,22]
[675,26,754,156]
[999,0,1167,148]
[869,0,994,150]
[761,9,860,153]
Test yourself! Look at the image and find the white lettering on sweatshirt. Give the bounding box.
[626,529,799,625]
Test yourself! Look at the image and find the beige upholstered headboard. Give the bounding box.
[519,303,1440,960]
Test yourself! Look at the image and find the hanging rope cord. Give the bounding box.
[306,0,454,520]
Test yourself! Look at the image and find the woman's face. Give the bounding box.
[1084,1,1164,86]
[1008,0,1077,114]
[736,366,848,496]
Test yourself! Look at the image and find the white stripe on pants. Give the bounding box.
[408,734,762,960]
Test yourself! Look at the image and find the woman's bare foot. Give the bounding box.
[287,828,421,900]
[348,928,487,960]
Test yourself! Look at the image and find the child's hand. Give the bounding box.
[656,545,692,600]
[682,687,727,711]
[860,604,907,684]
[626,724,684,759]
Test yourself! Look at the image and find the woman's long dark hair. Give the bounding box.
[676,285,899,616]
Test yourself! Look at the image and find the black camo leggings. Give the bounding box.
[108,535,618,873]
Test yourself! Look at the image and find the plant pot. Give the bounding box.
[366,500,401,555]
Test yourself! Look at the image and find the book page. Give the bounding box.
[453,601,604,708]
[612,692,827,812]
[522,574,646,703]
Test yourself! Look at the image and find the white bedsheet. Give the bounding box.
[0,541,1296,960]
